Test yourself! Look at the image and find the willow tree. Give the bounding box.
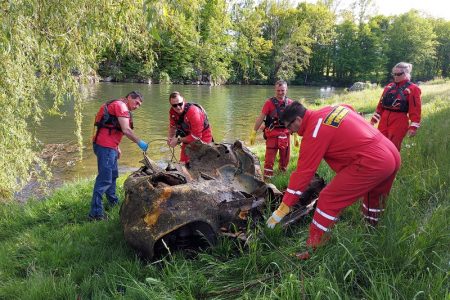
[0,1,152,199]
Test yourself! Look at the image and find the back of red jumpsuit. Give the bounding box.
[282,105,401,247]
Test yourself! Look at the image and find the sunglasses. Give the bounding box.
[171,102,184,108]
[392,72,404,76]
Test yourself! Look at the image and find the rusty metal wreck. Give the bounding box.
[120,140,325,259]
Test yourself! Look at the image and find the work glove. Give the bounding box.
[293,133,300,148]
[249,130,256,145]
[137,140,149,152]
[266,202,291,229]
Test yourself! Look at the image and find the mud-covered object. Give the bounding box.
[120,140,325,259]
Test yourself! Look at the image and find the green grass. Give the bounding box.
[1,81,449,299]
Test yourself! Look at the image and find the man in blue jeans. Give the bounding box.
[89,91,149,221]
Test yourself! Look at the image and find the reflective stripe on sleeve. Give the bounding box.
[410,122,420,128]
[312,118,322,138]
[286,188,302,196]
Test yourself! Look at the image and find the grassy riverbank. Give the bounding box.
[1,82,449,299]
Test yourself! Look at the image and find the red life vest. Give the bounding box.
[175,102,210,137]
[264,97,291,129]
[93,100,133,142]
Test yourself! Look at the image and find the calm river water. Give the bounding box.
[36,83,341,182]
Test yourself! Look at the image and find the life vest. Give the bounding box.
[264,97,290,129]
[175,103,210,137]
[381,82,412,112]
[93,99,133,142]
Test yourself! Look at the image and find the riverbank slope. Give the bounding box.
[0,81,448,298]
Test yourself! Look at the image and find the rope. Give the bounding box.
[146,138,179,163]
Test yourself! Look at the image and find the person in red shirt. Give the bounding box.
[89,91,149,221]
[370,62,422,151]
[266,101,401,260]
[167,91,213,164]
[250,80,296,179]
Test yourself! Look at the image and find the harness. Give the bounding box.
[264,97,289,130]
[381,81,412,112]
[175,103,210,138]
[93,99,133,142]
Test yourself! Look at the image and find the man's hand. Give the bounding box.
[137,140,149,152]
[117,147,122,160]
[249,130,256,145]
[370,112,380,126]
[168,137,179,148]
[266,202,291,228]
[407,127,417,137]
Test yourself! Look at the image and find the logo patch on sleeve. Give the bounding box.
[323,106,349,128]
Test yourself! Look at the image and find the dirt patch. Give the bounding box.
[14,143,82,203]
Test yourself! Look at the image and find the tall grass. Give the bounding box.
[0,82,448,299]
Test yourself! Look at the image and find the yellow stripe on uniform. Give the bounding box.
[323,106,349,128]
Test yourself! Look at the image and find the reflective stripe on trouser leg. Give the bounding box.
[362,193,386,225]
[307,206,340,247]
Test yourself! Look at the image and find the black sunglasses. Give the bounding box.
[171,102,184,108]
[392,72,404,76]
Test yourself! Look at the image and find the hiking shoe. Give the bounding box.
[88,214,108,221]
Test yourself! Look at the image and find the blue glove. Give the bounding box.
[137,140,148,152]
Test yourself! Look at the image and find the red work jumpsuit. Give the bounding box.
[169,103,213,163]
[282,105,401,248]
[371,80,421,151]
[262,97,293,178]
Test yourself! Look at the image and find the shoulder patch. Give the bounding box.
[323,106,349,128]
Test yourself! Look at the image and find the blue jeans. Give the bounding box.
[89,143,119,217]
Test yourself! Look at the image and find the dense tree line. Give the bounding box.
[1,0,449,197]
[96,0,450,86]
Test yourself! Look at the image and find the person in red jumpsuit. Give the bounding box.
[266,101,401,260]
[250,80,296,179]
[167,91,213,164]
[370,62,422,151]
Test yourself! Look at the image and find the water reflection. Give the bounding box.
[36,83,342,181]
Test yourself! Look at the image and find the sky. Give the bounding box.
[302,0,450,20]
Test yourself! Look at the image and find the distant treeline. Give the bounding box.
[94,1,450,86]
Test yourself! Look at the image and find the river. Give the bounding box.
[35,83,341,183]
